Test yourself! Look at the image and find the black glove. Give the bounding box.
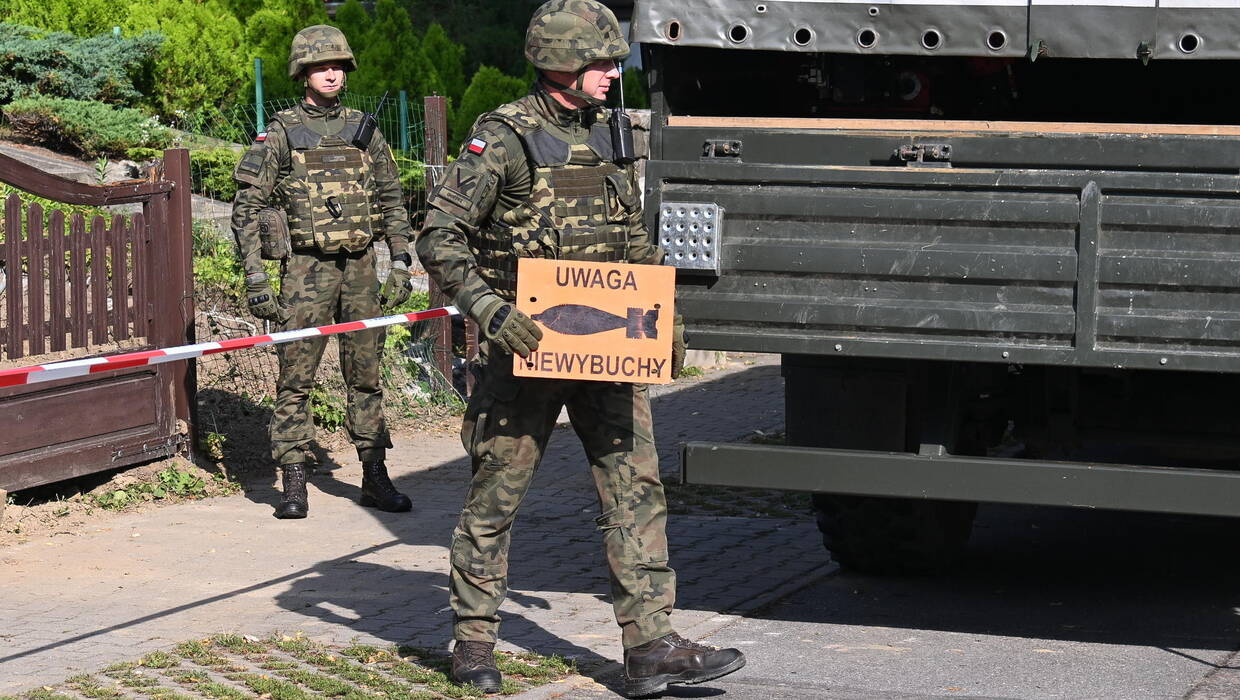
[246,273,287,323]
[471,294,543,358]
[379,265,413,309]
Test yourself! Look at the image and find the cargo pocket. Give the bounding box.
[464,373,522,469]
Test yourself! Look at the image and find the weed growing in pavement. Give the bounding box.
[92,466,209,510]
[139,652,180,670]
[11,632,577,699]
[678,365,705,378]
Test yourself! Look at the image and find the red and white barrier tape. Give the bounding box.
[0,306,459,388]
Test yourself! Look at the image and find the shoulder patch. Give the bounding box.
[466,138,487,156]
[255,132,267,142]
[427,163,492,221]
[234,141,268,186]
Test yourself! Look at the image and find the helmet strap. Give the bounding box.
[539,70,606,108]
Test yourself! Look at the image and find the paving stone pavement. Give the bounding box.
[0,355,833,694]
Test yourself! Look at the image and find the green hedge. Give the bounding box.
[190,148,242,202]
[2,96,171,158]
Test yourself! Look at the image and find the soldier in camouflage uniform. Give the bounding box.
[415,2,745,696]
[231,25,415,520]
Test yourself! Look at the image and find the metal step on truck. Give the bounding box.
[632,0,1240,572]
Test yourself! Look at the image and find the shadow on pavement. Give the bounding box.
[254,362,798,689]
[755,503,1240,654]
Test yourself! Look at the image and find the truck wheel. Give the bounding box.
[812,494,977,574]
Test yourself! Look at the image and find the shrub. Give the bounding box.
[0,23,163,106]
[0,0,127,36]
[453,65,528,144]
[243,9,299,102]
[124,0,246,117]
[190,148,242,202]
[395,154,426,194]
[422,23,467,106]
[2,96,170,158]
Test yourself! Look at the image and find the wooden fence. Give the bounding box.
[0,149,195,492]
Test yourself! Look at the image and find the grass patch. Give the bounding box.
[227,674,313,700]
[21,634,576,700]
[64,675,124,698]
[20,692,76,700]
[192,682,248,700]
[140,651,181,669]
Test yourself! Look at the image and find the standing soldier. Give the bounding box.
[416,2,746,696]
[231,25,415,519]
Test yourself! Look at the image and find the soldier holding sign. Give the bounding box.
[415,1,745,696]
[230,26,415,519]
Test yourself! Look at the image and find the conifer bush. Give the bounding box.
[123,0,246,118]
[2,96,170,158]
[0,23,162,106]
[453,66,529,143]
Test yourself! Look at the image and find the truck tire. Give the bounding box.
[812,494,977,574]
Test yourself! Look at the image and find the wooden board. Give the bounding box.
[515,259,675,384]
[666,116,1240,137]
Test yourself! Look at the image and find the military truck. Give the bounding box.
[631,0,1240,572]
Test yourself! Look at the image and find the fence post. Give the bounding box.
[399,90,410,152]
[422,96,464,393]
[255,58,265,133]
[160,148,197,458]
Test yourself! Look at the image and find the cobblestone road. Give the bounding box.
[0,355,833,693]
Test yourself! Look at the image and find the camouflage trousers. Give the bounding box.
[270,247,391,465]
[451,346,677,649]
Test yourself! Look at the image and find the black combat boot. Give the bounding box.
[623,632,746,698]
[451,640,501,693]
[274,463,308,519]
[359,461,412,512]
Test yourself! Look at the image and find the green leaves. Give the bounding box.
[309,385,347,432]
[123,0,246,118]
[91,466,208,510]
[0,23,163,106]
[452,65,527,144]
[189,148,243,203]
[2,96,171,158]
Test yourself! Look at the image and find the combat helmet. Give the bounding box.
[525,0,630,74]
[288,25,357,80]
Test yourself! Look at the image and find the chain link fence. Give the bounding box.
[177,94,458,467]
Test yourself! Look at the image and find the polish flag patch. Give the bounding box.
[255,132,267,142]
[467,138,487,155]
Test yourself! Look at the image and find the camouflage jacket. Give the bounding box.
[230,101,411,277]
[415,87,663,317]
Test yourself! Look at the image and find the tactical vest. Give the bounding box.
[273,107,383,254]
[471,99,641,300]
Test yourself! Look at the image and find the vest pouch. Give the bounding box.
[605,170,639,223]
[256,207,291,260]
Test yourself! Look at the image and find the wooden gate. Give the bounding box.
[0,149,195,492]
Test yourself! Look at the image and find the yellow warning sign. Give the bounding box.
[514,258,675,383]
